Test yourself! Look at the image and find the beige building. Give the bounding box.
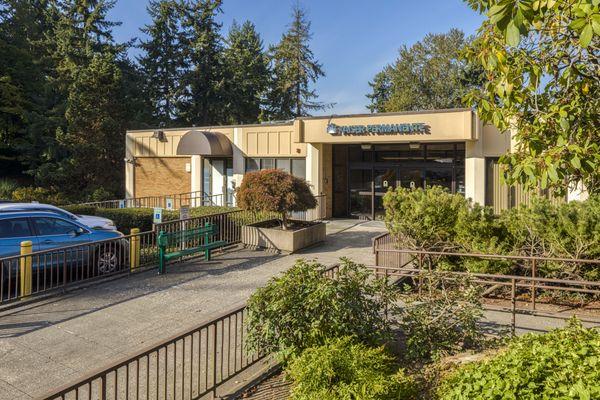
[125,108,569,219]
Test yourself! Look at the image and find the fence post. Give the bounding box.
[511,278,516,337]
[130,228,140,271]
[531,259,537,310]
[204,222,211,261]
[418,252,424,296]
[19,240,33,298]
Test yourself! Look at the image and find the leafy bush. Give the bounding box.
[245,258,396,359]
[397,270,486,363]
[0,178,18,200]
[236,169,316,229]
[438,319,600,400]
[286,337,417,400]
[383,186,467,250]
[11,186,68,205]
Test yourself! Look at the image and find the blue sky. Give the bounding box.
[109,0,484,115]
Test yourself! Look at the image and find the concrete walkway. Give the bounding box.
[0,220,385,400]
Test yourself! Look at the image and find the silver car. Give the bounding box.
[0,203,117,231]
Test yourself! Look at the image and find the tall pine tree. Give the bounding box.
[223,20,269,124]
[36,0,130,198]
[264,5,326,120]
[138,0,186,126]
[179,0,226,126]
[0,0,56,181]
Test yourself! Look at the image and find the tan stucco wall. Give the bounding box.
[125,110,514,208]
[134,157,191,198]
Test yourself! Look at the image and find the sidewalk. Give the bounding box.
[0,220,385,400]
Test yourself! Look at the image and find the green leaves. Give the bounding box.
[464,0,600,195]
[580,23,594,46]
[438,319,600,400]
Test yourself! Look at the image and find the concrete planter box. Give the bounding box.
[241,219,326,253]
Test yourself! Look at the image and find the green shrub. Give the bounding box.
[438,319,600,400]
[383,188,600,280]
[397,271,486,363]
[454,203,514,274]
[245,258,396,359]
[286,337,417,400]
[11,186,68,205]
[61,205,232,233]
[0,178,18,200]
[383,186,468,250]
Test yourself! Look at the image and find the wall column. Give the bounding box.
[125,134,135,198]
[191,155,202,206]
[465,139,486,205]
[232,128,245,194]
[306,143,322,195]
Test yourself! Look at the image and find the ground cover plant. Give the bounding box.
[438,319,600,400]
[236,169,316,230]
[384,187,600,280]
[245,258,396,360]
[286,336,417,400]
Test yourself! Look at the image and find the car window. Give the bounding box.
[0,218,33,238]
[32,217,80,236]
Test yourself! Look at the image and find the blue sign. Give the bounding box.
[153,207,163,224]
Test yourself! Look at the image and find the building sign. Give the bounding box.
[327,123,428,136]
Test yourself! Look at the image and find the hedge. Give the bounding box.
[63,205,233,233]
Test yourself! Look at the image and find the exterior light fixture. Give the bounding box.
[409,142,420,150]
[360,143,373,150]
[152,130,167,142]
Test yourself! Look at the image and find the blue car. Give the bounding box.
[0,211,127,289]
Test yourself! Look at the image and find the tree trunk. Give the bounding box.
[282,212,288,230]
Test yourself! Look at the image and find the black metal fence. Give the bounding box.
[0,230,157,304]
[71,191,211,210]
[38,305,264,400]
[0,209,281,305]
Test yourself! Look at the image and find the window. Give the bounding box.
[244,158,306,179]
[291,159,306,178]
[260,158,275,169]
[276,159,291,173]
[245,158,259,172]
[33,217,81,236]
[0,218,32,238]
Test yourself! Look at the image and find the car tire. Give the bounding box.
[95,244,122,275]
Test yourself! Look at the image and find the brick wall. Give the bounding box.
[134,157,191,197]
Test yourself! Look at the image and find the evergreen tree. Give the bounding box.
[179,0,226,126]
[138,0,186,126]
[223,20,269,124]
[34,0,130,198]
[264,5,326,120]
[366,67,393,113]
[367,29,482,112]
[0,0,57,181]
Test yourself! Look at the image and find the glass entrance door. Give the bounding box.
[349,168,372,218]
[374,167,398,218]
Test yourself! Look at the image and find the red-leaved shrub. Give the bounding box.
[236,169,316,229]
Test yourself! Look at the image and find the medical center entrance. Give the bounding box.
[332,143,466,219]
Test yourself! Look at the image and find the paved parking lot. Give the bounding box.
[0,220,385,399]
